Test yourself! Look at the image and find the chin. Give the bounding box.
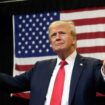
[54,49,63,53]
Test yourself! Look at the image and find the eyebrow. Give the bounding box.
[51,31,66,35]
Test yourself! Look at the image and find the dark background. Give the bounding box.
[0,0,105,105]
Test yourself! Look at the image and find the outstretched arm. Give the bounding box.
[0,71,31,93]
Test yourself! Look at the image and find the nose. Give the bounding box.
[56,33,61,39]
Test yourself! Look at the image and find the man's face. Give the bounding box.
[49,24,76,54]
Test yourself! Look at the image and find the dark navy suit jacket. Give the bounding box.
[0,54,105,105]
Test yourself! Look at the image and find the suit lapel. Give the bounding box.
[39,59,57,103]
[69,54,85,105]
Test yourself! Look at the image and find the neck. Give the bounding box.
[57,49,76,60]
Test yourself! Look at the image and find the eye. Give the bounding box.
[59,32,66,35]
[50,33,57,38]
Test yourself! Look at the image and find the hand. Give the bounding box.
[102,60,105,74]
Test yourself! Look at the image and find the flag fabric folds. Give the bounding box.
[13,7,105,99]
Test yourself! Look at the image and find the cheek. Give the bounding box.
[50,41,55,49]
[50,38,56,45]
[65,39,74,46]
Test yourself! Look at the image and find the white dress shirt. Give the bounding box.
[44,51,77,105]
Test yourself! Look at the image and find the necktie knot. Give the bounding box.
[60,60,67,67]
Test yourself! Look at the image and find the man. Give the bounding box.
[0,20,105,105]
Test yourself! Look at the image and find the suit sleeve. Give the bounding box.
[0,63,36,93]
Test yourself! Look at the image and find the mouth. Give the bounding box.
[55,42,64,46]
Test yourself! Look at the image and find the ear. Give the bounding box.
[73,40,76,44]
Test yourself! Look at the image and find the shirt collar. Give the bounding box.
[56,50,77,65]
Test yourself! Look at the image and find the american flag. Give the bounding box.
[13,7,105,98]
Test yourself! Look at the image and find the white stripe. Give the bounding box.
[77,38,105,48]
[76,24,105,34]
[13,69,25,76]
[13,53,105,76]
[60,9,105,20]
[0,0,27,4]
[81,53,105,60]
[15,55,57,65]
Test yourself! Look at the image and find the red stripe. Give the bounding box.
[61,7,105,13]
[77,46,105,53]
[13,92,30,99]
[15,64,33,71]
[96,92,105,97]
[73,17,105,26]
[77,32,105,40]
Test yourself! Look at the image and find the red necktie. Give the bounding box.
[50,60,67,105]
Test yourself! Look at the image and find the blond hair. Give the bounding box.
[48,20,76,39]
